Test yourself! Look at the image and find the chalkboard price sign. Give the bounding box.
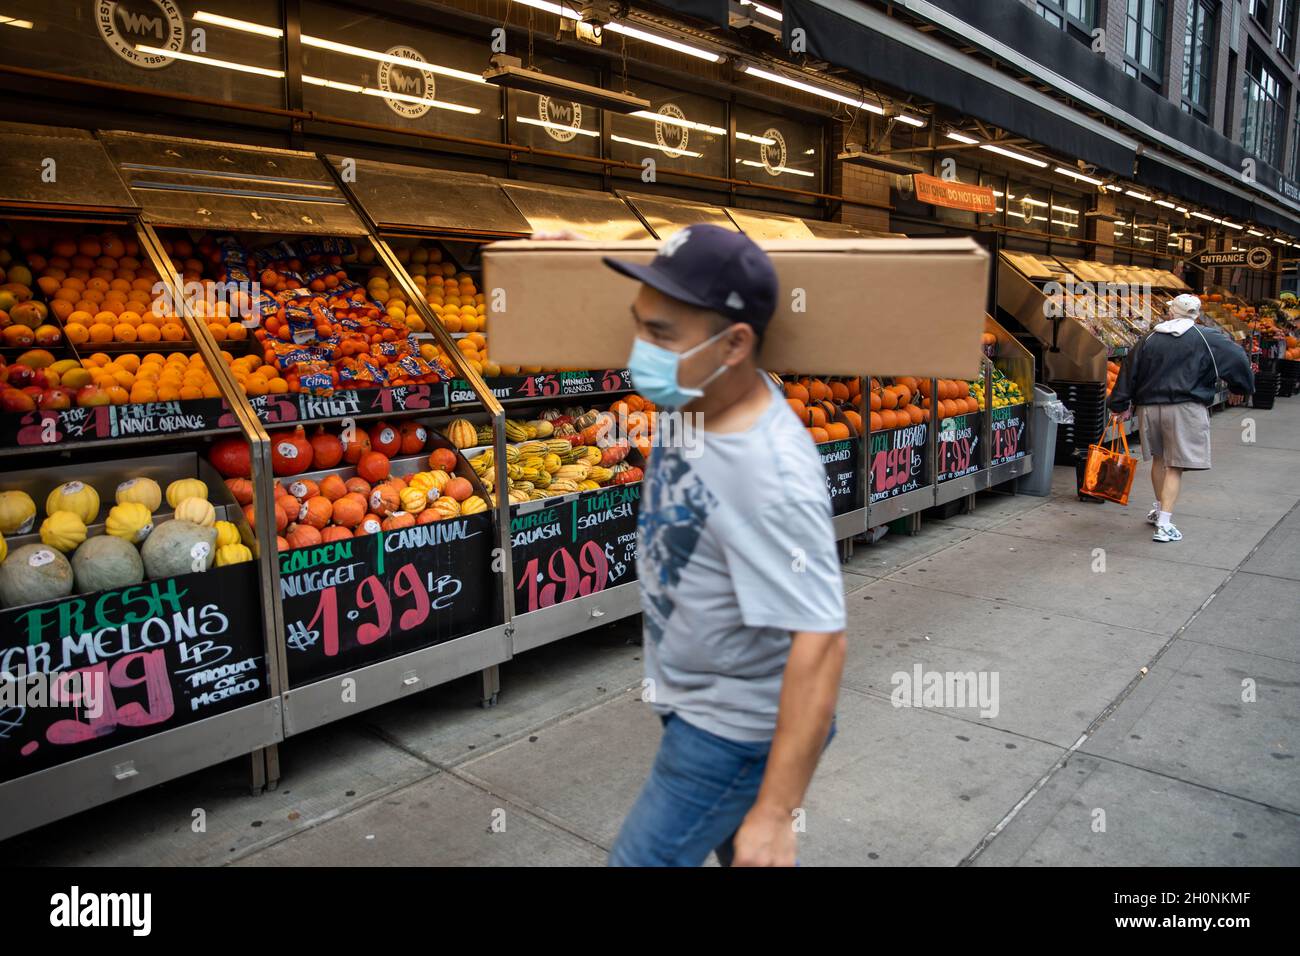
[991,404,1029,466]
[0,400,240,447]
[937,413,983,482]
[219,386,451,429]
[819,438,862,514]
[0,563,267,784]
[511,484,640,613]
[449,370,632,405]
[280,515,497,686]
[869,424,928,502]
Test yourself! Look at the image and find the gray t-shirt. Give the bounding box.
[639,372,847,742]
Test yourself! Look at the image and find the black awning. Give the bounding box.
[644,0,730,28]
[781,0,1135,175]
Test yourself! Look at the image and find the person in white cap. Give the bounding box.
[1108,293,1253,542]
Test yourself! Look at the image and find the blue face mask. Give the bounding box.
[626,328,730,410]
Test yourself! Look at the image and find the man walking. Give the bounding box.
[1108,293,1253,542]
[602,225,847,867]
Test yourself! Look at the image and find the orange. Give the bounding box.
[49,300,74,321]
[64,323,89,345]
[54,287,80,303]
[161,323,185,342]
[224,323,247,341]
[86,277,109,292]
[206,322,227,341]
[267,377,289,394]
[88,323,114,344]
[112,323,137,342]
[179,385,203,401]
[117,310,141,327]
[244,376,268,396]
[136,324,161,343]
[67,310,93,326]
[105,386,129,405]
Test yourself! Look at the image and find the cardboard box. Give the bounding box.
[481,238,990,379]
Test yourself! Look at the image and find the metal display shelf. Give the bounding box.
[510,583,644,655]
[0,127,288,835]
[724,206,817,240]
[986,452,1034,488]
[869,484,935,526]
[0,698,283,842]
[618,191,737,239]
[282,624,511,734]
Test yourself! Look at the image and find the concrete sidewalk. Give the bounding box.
[7,405,1298,866]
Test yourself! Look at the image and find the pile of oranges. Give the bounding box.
[76,351,290,403]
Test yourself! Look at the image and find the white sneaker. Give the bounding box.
[1153,523,1183,543]
[1146,506,1159,525]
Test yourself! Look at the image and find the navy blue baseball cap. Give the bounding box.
[603,224,778,333]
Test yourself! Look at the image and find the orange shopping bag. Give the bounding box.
[1081,415,1138,505]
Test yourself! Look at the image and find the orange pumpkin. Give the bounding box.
[319,474,348,502]
[442,477,473,502]
[906,404,924,425]
[276,535,290,551]
[829,381,850,402]
[825,422,850,441]
[785,382,810,404]
[321,526,353,543]
[287,478,319,501]
[880,388,898,410]
[625,394,646,412]
[368,483,401,517]
[806,406,828,429]
[355,514,383,536]
[399,422,428,455]
[428,447,458,472]
[869,411,883,431]
[381,511,415,531]
[843,410,863,434]
[344,476,371,498]
[299,496,332,529]
[357,451,390,484]
[416,509,439,525]
[869,392,882,411]
[285,524,322,549]
[331,494,366,529]
[787,398,807,420]
[341,428,371,464]
[225,478,254,506]
[809,426,830,444]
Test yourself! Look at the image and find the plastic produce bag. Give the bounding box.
[1080,417,1137,505]
[1041,400,1074,425]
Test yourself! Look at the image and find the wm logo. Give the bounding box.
[390,70,423,94]
[117,7,165,38]
[550,102,573,123]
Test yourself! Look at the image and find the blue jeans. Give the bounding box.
[609,712,834,867]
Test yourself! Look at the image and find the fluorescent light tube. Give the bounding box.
[193,11,283,37]
[979,143,1048,167]
[135,45,285,77]
[744,66,884,113]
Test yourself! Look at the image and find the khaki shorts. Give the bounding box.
[1138,402,1211,470]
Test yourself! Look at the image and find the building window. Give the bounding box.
[1037,0,1097,44]
[1182,1,1217,120]
[1251,0,1273,31]
[1278,0,1297,59]
[1290,109,1300,179]
[1124,0,1167,90]
[1242,44,1289,167]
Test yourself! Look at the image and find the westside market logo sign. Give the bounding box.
[96,0,184,69]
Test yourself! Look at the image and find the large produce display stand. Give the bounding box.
[0,125,285,838]
[335,159,650,657]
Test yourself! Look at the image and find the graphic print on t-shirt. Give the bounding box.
[638,448,717,646]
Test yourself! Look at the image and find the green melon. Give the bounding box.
[141,519,216,580]
[0,543,74,608]
[72,534,144,593]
